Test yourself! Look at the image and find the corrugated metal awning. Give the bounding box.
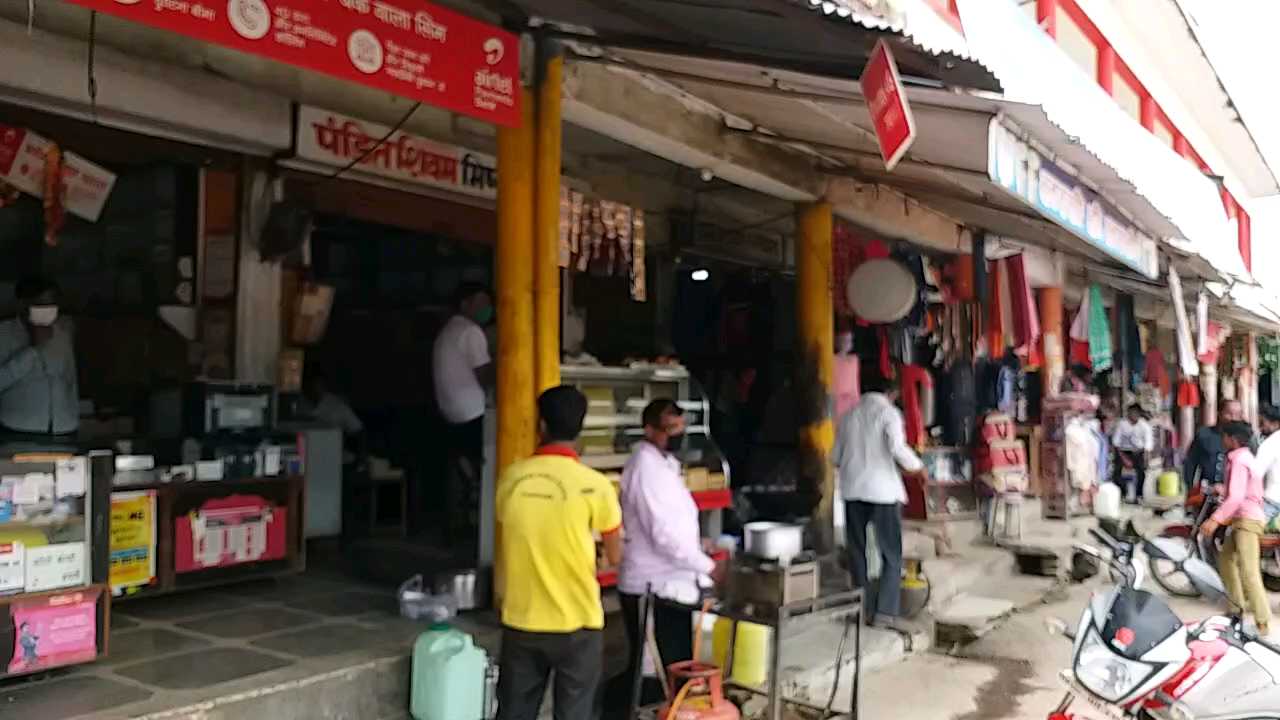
[506,0,1000,92]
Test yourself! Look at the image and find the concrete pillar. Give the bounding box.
[496,89,538,472]
[534,50,563,394]
[1039,287,1064,398]
[796,202,835,551]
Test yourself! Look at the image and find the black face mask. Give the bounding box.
[665,433,686,454]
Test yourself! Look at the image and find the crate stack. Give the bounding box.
[974,412,1028,536]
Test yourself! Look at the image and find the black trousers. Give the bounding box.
[498,628,603,720]
[1115,450,1146,501]
[606,593,694,709]
[845,501,903,618]
[445,417,485,538]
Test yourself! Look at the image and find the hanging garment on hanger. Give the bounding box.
[1069,292,1092,368]
[900,364,934,447]
[1004,255,1040,351]
[1145,348,1171,397]
[833,353,861,421]
[1086,286,1113,372]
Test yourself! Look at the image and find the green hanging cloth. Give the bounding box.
[1087,285,1112,372]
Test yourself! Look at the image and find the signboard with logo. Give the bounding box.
[0,124,117,221]
[174,494,288,573]
[109,491,157,594]
[988,120,1159,279]
[295,106,496,199]
[7,588,99,675]
[62,0,521,127]
[859,40,917,172]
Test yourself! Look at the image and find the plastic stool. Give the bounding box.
[990,492,1024,543]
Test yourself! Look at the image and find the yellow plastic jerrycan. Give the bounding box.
[711,615,769,687]
[1157,471,1181,498]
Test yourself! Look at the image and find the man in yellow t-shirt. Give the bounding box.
[497,385,623,720]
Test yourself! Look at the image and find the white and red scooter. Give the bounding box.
[1048,527,1280,719]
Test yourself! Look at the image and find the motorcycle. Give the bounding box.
[1149,488,1280,596]
[1049,527,1280,719]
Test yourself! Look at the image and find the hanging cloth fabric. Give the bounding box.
[986,260,1002,356]
[1145,348,1171,397]
[900,364,934,448]
[1084,285,1113,372]
[1115,293,1141,382]
[1004,254,1040,352]
[1069,291,1092,368]
[1196,291,1209,358]
[1168,267,1198,377]
[833,353,861,421]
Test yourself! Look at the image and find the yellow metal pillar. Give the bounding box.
[796,202,835,551]
[496,88,538,472]
[534,52,563,394]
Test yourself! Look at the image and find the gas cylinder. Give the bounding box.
[658,661,741,720]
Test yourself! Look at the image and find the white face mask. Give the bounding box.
[28,305,58,327]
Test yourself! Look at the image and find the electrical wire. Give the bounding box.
[322,102,421,182]
[87,11,99,123]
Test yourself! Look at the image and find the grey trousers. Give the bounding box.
[845,500,903,618]
[498,627,603,720]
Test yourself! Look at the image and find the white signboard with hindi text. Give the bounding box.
[295,106,496,200]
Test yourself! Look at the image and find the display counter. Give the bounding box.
[109,474,305,600]
[0,452,112,679]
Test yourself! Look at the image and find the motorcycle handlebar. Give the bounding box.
[1089,527,1124,554]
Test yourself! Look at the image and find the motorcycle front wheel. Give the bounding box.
[1149,533,1201,597]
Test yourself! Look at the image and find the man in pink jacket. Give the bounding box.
[1202,421,1272,635]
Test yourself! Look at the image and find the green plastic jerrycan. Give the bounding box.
[411,624,489,720]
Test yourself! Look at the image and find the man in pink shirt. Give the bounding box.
[611,399,718,707]
[1202,421,1272,635]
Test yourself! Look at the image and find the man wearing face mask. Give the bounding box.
[613,398,718,706]
[432,282,494,537]
[0,276,78,444]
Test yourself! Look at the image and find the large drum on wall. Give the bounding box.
[846,258,918,323]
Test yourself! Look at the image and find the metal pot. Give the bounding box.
[435,569,479,611]
[742,522,804,565]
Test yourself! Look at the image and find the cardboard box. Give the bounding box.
[685,467,709,491]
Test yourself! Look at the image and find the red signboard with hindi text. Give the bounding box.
[61,0,521,127]
[859,40,917,172]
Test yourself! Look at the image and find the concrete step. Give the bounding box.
[129,656,410,720]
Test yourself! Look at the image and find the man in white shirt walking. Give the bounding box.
[432,282,494,537]
[833,375,925,628]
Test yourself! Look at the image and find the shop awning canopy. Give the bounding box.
[582,49,1161,274]
[953,0,1247,281]
[496,0,999,92]
[574,0,1253,285]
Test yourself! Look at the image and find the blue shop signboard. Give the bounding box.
[987,119,1159,279]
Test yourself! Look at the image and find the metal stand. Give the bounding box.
[628,589,864,720]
